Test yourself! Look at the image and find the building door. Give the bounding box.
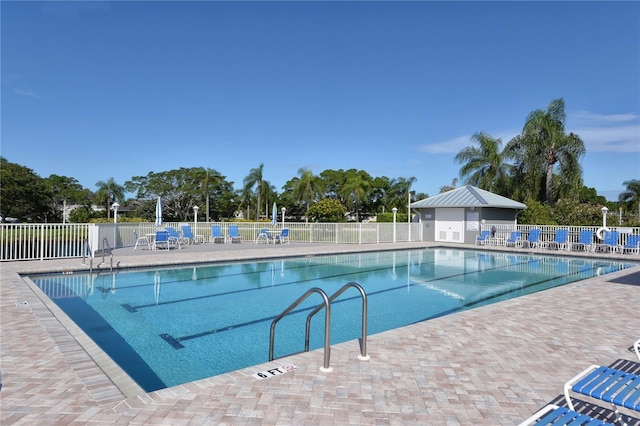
[434,208,464,243]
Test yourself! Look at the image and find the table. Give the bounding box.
[146,234,156,249]
[489,237,504,246]
[267,230,281,244]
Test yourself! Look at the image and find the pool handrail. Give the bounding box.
[269,287,332,372]
[305,282,369,361]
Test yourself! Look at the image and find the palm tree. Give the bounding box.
[386,177,416,220]
[95,177,125,219]
[200,168,222,222]
[341,172,371,222]
[439,178,458,194]
[505,98,585,205]
[455,132,509,193]
[619,179,640,222]
[292,168,322,220]
[243,164,264,220]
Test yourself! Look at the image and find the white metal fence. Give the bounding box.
[0,221,424,261]
[485,224,640,250]
[1,222,638,262]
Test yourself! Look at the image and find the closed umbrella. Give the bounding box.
[155,197,163,227]
[272,202,277,226]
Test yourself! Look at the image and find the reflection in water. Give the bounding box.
[154,271,161,305]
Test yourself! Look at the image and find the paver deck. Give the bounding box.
[1,242,639,425]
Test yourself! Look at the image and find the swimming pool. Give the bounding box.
[30,248,635,392]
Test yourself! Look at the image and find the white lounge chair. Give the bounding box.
[133,230,150,251]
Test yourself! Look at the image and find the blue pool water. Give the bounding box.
[30,248,635,392]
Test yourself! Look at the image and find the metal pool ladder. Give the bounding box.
[269,282,369,373]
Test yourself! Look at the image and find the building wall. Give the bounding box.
[418,207,520,243]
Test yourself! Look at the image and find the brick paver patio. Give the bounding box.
[1,242,639,425]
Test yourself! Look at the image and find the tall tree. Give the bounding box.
[505,98,585,205]
[619,179,640,222]
[439,178,458,194]
[44,174,91,222]
[243,164,264,220]
[455,132,509,193]
[94,177,125,219]
[200,167,222,222]
[0,157,51,222]
[341,170,371,222]
[386,176,416,220]
[292,168,322,220]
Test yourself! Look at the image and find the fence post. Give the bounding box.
[40,223,45,261]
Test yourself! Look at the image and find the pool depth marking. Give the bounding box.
[253,364,298,380]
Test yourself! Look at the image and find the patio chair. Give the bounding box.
[274,228,290,244]
[475,230,491,245]
[210,225,225,243]
[133,230,150,251]
[227,225,242,243]
[545,228,569,251]
[255,228,269,244]
[181,225,204,244]
[504,230,521,247]
[595,231,619,253]
[571,230,594,252]
[564,365,640,423]
[520,229,541,249]
[153,230,170,251]
[518,404,611,426]
[619,235,640,255]
[165,227,182,249]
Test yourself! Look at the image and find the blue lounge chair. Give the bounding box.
[475,230,491,246]
[181,225,204,244]
[595,231,619,253]
[521,229,541,249]
[227,225,242,243]
[518,404,611,426]
[564,365,640,422]
[255,228,269,244]
[165,227,182,249]
[619,234,640,255]
[504,231,521,247]
[210,225,225,243]
[545,229,569,251]
[133,230,150,251]
[571,230,594,252]
[153,230,170,250]
[275,228,290,244]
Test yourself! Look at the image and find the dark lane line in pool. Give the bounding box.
[159,261,607,349]
[123,263,424,312]
[123,257,606,313]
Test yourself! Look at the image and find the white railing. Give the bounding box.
[0,221,424,262]
[2,221,638,262]
[484,224,640,249]
[0,223,93,261]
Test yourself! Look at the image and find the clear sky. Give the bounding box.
[2,1,639,201]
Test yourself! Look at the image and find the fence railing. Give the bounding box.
[0,221,424,262]
[484,224,639,249]
[2,221,638,262]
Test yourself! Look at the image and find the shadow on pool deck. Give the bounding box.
[608,270,640,286]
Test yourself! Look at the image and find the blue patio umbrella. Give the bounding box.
[155,197,163,227]
[272,202,277,225]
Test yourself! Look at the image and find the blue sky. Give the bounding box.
[2,1,639,201]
